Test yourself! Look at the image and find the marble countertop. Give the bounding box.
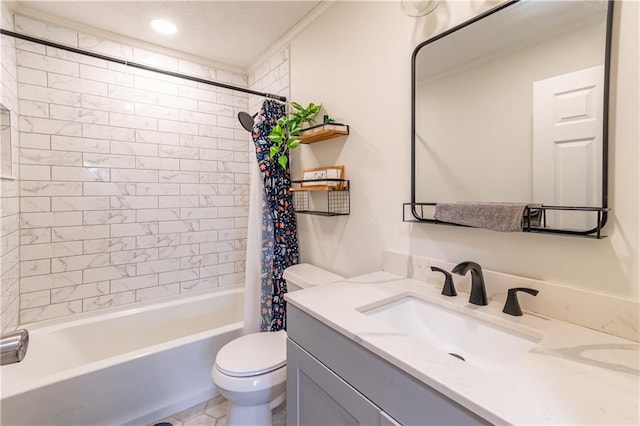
[285,272,640,425]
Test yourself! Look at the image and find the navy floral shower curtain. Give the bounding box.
[251,99,299,332]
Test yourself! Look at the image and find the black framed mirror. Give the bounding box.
[409,0,613,238]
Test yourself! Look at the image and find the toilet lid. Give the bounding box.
[215,330,287,377]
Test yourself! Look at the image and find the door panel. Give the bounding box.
[533,65,603,229]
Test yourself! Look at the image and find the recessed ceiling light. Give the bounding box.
[151,19,178,35]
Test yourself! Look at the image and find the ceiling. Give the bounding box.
[11,1,321,69]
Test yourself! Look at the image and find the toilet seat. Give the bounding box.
[215,330,287,377]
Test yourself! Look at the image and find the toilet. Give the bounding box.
[211,264,344,426]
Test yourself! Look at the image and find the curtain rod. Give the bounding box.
[0,29,287,102]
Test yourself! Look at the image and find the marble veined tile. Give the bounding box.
[82,264,136,283]
[137,233,180,249]
[159,196,199,209]
[157,244,199,259]
[15,15,78,47]
[51,253,110,273]
[20,211,82,228]
[48,74,107,97]
[51,225,110,242]
[17,50,79,77]
[49,104,109,125]
[110,222,159,238]
[135,156,180,171]
[20,259,51,277]
[83,182,136,196]
[110,248,159,265]
[20,116,82,137]
[78,34,133,61]
[110,274,158,292]
[20,148,82,166]
[51,196,110,212]
[159,268,200,285]
[51,281,110,303]
[20,270,82,292]
[19,228,51,245]
[80,64,134,87]
[20,300,82,324]
[18,83,82,107]
[51,136,109,154]
[83,210,136,225]
[20,197,51,213]
[51,166,109,182]
[110,196,158,210]
[178,59,217,82]
[20,181,83,197]
[20,290,51,309]
[82,237,136,254]
[135,283,180,302]
[158,94,198,112]
[82,291,135,313]
[136,258,180,275]
[180,278,217,293]
[83,153,135,169]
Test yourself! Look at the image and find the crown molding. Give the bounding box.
[247,0,337,74]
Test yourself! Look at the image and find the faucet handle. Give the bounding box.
[503,287,539,316]
[431,267,457,297]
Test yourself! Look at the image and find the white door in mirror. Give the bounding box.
[533,65,604,229]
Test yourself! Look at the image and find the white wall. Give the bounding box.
[289,1,639,300]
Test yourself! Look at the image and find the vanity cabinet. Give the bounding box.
[287,305,488,425]
[287,339,395,425]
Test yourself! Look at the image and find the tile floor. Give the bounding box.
[150,395,286,426]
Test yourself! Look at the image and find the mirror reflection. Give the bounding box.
[413,0,610,232]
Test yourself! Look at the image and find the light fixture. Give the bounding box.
[150,19,178,35]
[400,0,439,17]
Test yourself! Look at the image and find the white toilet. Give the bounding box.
[211,264,344,426]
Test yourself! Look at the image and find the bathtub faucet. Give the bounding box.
[1,329,29,365]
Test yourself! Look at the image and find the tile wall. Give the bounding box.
[11,14,256,325]
[0,5,20,333]
[248,48,290,119]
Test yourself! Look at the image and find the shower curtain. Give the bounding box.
[244,99,299,333]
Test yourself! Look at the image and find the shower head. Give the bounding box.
[238,111,257,132]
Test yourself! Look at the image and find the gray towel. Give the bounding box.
[434,202,542,232]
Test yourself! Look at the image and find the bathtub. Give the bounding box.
[0,288,244,425]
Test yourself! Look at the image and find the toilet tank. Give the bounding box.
[283,264,344,292]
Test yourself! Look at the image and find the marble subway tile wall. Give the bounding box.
[248,48,290,123]
[13,14,252,324]
[0,5,21,333]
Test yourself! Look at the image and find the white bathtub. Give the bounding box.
[0,288,244,425]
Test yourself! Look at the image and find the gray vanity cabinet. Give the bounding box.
[287,339,394,425]
[286,305,489,426]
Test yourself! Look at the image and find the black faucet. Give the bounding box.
[430,266,457,297]
[451,261,488,306]
[503,287,539,316]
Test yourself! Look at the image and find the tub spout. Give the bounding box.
[1,329,29,365]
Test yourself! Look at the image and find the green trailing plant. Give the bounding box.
[268,102,322,169]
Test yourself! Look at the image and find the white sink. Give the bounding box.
[361,296,543,369]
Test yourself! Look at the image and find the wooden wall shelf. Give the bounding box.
[299,123,349,144]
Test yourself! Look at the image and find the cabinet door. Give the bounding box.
[287,339,381,426]
[380,412,402,426]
